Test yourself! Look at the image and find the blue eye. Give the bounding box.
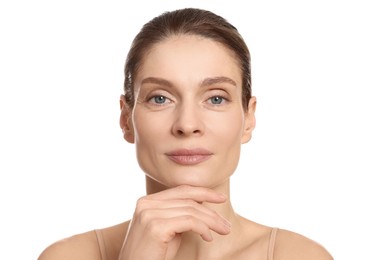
[150,95,168,104]
[209,96,224,104]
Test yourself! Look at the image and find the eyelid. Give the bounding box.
[207,95,228,103]
[206,88,231,99]
[147,94,169,103]
[204,96,230,108]
[143,87,170,99]
[146,90,174,107]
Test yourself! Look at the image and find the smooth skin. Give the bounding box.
[39,35,333,259]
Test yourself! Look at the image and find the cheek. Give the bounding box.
[213,111,244,166]
[133,109,170,146]
[209,110,244,142]
[206,111,243,179]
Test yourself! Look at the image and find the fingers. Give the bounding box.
[147,215,230,243]
[132,185,232,243]
[146,185,227,203]
[156,216,213,242]
[135,185,230,231]
[120,185,231,259]
[137,207,231,238]
[135,198,224,220]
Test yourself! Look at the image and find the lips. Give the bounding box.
[165,148,213,165]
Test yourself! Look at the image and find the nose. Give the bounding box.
[171,103,205,137]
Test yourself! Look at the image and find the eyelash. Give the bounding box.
[146,91,230,106]
[206,95,229,105]
[147,95,172,105]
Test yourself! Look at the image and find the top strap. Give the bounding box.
[94,229,108,260]
[268,228,279,260]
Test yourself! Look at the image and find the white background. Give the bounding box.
[1,0,372,259]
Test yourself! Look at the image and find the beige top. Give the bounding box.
[268,227,278,260]
[95,229,108,260]
[94,227,279,260]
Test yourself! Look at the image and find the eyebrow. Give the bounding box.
[141,76,237,88]
[200,76,237,87]
[141,77,174,87]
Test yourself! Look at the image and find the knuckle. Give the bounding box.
[147,219,175,243]
[136,196,147,206]
[185,199,198,207]
[211,210,220,219]
[134,196,149,213]
[184,206,197,215]
[182,215,195,225]
[146,219,163,236]
[137,209,152,224]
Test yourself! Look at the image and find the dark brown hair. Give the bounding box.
[124,8,251,110]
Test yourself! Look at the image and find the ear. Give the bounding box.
[119,95,135,143]
[241,96,257,144]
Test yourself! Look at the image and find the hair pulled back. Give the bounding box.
[124,8,251,110]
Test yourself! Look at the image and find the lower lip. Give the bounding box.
[167,154,212,165]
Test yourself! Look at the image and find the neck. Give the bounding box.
[145,176,243,258]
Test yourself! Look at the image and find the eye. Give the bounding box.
[208,96,225,105]
[148,95,170,105]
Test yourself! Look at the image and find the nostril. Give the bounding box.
[173,126,203,136]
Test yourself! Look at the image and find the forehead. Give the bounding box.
[136,35,242,85]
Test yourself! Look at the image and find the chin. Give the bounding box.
[153,171,227,189]
[143,161,234,189]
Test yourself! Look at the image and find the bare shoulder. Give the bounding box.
[38,230,101,260]
[38,222,129,260]
[274,229,333,260]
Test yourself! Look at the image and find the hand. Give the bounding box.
[118,185,231,260]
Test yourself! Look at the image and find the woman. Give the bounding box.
[39,8,333,260]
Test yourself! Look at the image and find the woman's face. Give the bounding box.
[121,35,256,188]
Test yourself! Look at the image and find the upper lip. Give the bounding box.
[165,148,213,156]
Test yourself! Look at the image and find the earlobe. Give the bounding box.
[119,95,135,143]
[241,96,257,144]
